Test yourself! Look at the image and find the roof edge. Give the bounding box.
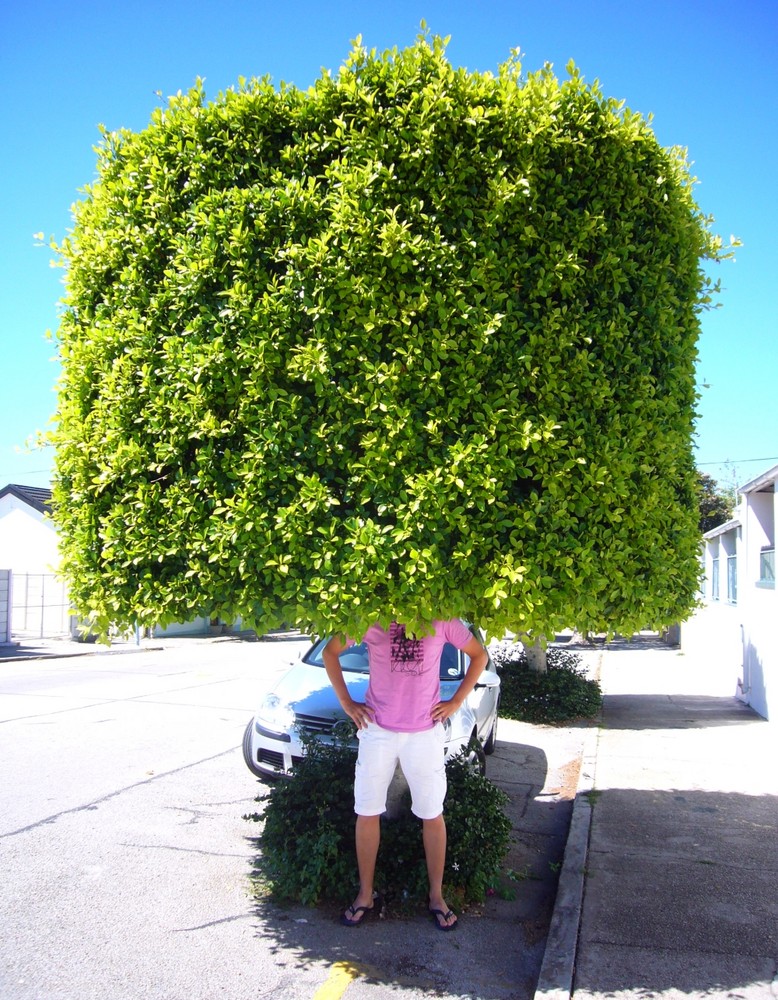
[0,484,53,515]
[740,463,778,494]
[703,517,741,540]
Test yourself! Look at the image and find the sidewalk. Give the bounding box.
[0,635,164,661]
[536,642,778,1000]
[0,628,306,662]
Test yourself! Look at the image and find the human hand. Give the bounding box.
[431,699,459,724]
[344,699,375,730]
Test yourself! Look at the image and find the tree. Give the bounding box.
[696,471,735,534]
[50,33,734,642]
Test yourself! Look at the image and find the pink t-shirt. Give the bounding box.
[361,619,474,733]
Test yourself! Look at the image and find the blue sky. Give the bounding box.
[1,0,776,494]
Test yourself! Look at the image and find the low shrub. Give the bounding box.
[439,751,513,906]
[246,731,512,908]
[491,642,602,724]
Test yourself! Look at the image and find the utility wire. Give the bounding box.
[697,456,778,467]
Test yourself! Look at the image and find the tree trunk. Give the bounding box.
[519,634,547,673]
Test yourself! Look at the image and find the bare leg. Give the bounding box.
[423,814,457,929]
[343,813,381,922]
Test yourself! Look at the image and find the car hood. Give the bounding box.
[266,661,464,719]
[266,662,365,719]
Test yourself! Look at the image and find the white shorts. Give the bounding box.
[354,721,447,820]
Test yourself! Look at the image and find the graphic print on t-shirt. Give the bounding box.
[389,623,424,675]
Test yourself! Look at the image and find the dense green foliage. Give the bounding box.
[491,642,602,723]
[246,734,512,907]
[696,470,735,534]
[51,33,732,639]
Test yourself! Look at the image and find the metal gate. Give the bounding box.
[11,573,71,639]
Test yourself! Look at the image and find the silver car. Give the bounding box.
[242,632,501,779]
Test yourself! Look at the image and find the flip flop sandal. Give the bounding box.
[341,893,382,927]
[429,907,458,932]
[341,903,371,927]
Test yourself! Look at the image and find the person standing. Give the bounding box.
[323,619,489,930]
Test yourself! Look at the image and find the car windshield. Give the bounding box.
[303,638,464,680]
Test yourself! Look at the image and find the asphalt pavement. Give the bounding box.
[0,632,590,999]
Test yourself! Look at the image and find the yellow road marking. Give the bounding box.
[312,961,361,1000]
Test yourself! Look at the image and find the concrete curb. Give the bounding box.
[0,644,164,663]
[254,630,311,642]
[533,722,600,1000]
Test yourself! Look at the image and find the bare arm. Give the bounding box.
[322,635,375,730]
[430,635,489,724]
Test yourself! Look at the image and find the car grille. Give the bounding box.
[257,748,305,773]
[258,748,285,770]
[294,712,339,735]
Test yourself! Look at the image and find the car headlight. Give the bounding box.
[255,693,295,733]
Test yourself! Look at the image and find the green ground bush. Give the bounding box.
[491,642,602,724]
[246,732,511,909]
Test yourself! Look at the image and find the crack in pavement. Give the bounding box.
[0,745,241,840]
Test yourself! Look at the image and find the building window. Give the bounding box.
[758,547,775,588]
[711,558,720,601]
[726,555,737,604]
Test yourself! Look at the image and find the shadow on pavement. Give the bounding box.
[561,634,675,653]
[599,693,762,730]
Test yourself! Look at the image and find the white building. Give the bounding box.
[682,464,777,721]
[0,483,216,640]
[0,484,70,637]
[0,484,59,574]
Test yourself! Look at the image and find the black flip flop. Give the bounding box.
[429,906,458,931]
[341,893,382,927]
[341,903,371,927]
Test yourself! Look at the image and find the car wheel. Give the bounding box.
[242,720,265,779]
[483,696,500,755]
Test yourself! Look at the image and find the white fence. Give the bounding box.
[11,573,71,639]
[0,570,10,644]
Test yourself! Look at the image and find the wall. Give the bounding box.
[741,490,776,720]
[742,591,774,720]
[682,481,777,721]
[152,616,212,638]
[679,601,743,698]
